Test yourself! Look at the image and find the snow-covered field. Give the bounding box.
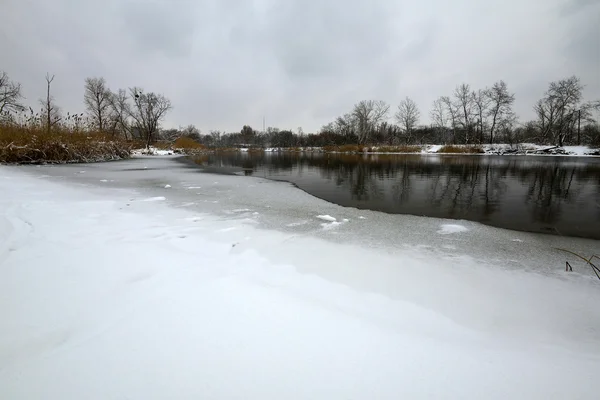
[1,158,600,399]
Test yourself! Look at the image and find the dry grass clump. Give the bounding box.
[322,144,424,153]
[438,145,484,154]
[152,140,173,150]
[374,145,422,153]
[323,144,363,153]
[172,137,205,151]
[0,125,131,164]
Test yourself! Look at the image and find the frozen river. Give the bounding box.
[22,155,600,276]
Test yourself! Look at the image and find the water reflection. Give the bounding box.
[191,153,600,239]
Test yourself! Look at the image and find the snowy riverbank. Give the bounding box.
[1,162,600,399]
[264,143,600,156]
[135,143,600,157]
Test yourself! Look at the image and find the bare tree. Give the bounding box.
[40,73,60,133]
[395,97,420,143]
[441,95,460,144]
[209,130,222,146]
[454,83,474,143]
[335,112,357,139]
[535,76,583,146]
[534,97,558,144]
[128,87,172,148]
[181,124,201,140]
[0,71,25,120]
[108,89,132,139]
[430,97,447,129]
[486,80,515,144]
[84,77,112,133]
[352,100,389,144]
[472,89,490,144]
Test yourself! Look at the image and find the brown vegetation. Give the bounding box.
[438,145,485,154]
[372,145,422,153]
[0,124,131,164]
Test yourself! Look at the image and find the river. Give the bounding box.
[189,152,600,239]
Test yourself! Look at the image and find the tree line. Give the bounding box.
[194,77,599,148]
[315,78,599,147]
[1,71,599,148]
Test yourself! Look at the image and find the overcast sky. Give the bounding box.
[1,0,599,133]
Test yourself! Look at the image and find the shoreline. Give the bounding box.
[178,143,600,158]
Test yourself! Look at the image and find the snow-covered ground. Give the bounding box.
[234,144,600,156]
[131,146,178,156]
[1,158,600,399]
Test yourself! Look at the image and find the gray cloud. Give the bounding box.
[1,0,598,133]
[120,1,196,58]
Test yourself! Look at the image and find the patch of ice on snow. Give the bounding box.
[437,224,469,235]
[316,215,337,222]
[142,196,166,202]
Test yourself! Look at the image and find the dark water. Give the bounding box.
[188,152,600,239]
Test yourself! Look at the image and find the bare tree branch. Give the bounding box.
[395,97,420,143]
[441,95,460,144]
[108,89,132,139]
[127,88,172,148]
[454,83,474,143]
[486,80,515,144]
[352,100,389,144]
[535,76,583,146]
[84,77,112,133]
[0,71,25,120]
[39,73,60,133]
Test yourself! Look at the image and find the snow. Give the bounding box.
[316,214,337,222]
[141,196,166,202]
[246,144,600,156]
[563,145,595,156]
[131,146,176,156]
[2,162,600,399]
[437,224,470,235]
[426,144,443,153]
